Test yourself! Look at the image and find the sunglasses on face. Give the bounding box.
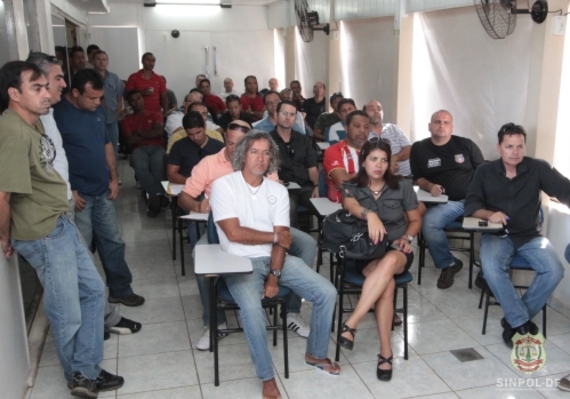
[228,123,250,134]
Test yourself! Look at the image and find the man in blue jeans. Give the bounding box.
[465,123,568,347]
[0,61,124,398]
[410,110,485,288]
[210,130,340,399]
[54,69,144,307]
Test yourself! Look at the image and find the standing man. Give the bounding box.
[210,130,340,398]
[240,75,265,121]
[64,46,86,91]
[86,44,100,68]
[313,92,343,142]
[324,110,369,202]
[303,81,326,130]
[126,52,168,115]
[269,101,319,228]
[93,50,124,160]
[366,100,412,176]
[410,110,485,289]
[253,91,304,134]
[327,98,357,143]
[199,78,226,116]
[121,90,166,217]
[0,60,124,397]
[54,69,145,307]
[464,123,568,346]
[217,94,255,131]
[219,77,240,101]
[290,80,304,111]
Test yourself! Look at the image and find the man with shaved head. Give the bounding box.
[302,81,326,130]
[220,77,240,101]
[268,77,279,91]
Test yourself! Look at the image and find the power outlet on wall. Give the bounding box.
[552,16,565,36]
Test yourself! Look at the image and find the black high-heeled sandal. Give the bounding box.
[338,321,357,351]
[376,353,393,381]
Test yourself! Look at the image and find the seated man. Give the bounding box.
[365,100,412,176]
[199,78,226,117]
[269,101,319,228]
[313,92,343,142]
[410,110,484,289]
[327,98,356,143]
[240,75,265,121]
[167,102,224,153]
[217,94,255,131]
[253,90,304,134]
[178,120,316,350]
[121,90,166,216]
[210,130,340,398]
[167,111,224,184]
[165,91,222,140]
[324,110,369,202]
[464,123,568,346]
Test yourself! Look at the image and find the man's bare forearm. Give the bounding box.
[178,192,202,213]
[105,143,119,182]
[0,193,12,242]
[415,177,433,192]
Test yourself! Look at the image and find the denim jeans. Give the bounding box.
[223,254,337,380]
[106,123,119,160]
[422,200,465,268]
[194,227,317,326]
[480,234,564,328]
[74,194,134,298]
[129,145,166,197]
[12,216,105,381]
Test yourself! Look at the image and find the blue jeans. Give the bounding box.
[129,145,166,197]
[194,227,317,326]
[224,254,337,380]
[480,234,564,328]
[12,216,105,381]
[74,194,134,298]
[422,200,465,268]
[106,123,119,160]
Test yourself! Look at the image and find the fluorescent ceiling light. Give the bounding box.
[155,0,219,4]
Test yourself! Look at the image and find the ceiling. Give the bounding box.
[107,0,280,5]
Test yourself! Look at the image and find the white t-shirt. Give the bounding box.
[165,110,220,139]
[328,121,346,143]
[210,171,289,258]
[40,109,72,200]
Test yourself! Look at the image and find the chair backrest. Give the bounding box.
[318,169,327,198]
[207,212,220,244]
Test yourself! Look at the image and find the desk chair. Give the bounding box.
[479,256,547,338]
[205,214,289,386]
[314,170,334,276]
[417,220,476,288]
[334,256,413,362]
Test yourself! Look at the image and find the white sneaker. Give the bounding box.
[196,323,228,351]
[286,313,310,338]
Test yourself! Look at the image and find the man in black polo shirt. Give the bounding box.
[269,100,319,228]
[464,122,569,346]
[217,94,255,131]
[302,81,326,130]
[167,110,224,184]
[410,110,485,289]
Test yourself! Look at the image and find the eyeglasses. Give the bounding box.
[369,136,391,145]
[265,99,280,106]
[278,111,296,118]
[228,123,250,133]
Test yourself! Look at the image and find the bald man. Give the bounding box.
[220,77,241,101]
[303,81,326,129]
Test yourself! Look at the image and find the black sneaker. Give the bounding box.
[107,317,142,335]
[146,195,161,217]
[437,258,463,289]
[108,293,145,307]
[516,320,539,335]
[104,331,111,341]
[501,318,515,348]
[67,372,98,399]
[96,369,124,392]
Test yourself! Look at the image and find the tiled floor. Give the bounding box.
[27,160,570,399]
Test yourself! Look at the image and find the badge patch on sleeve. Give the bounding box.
[455,154,465,164]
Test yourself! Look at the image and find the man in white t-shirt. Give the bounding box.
[210,130,340,399]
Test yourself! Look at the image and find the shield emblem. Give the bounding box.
[455,154,465,164]
[510,332,546,374]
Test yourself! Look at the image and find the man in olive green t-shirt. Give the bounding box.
[0,60,124,397]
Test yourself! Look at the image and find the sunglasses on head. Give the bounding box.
[228,123,250,134]
[369,136,391,145]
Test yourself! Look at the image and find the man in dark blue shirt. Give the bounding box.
[55,69,144,307]
[464,123,569,346]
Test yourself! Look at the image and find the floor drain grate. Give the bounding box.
[450,348,484,362]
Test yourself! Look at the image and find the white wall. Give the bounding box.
[295,27,328,97]
[0,2,10,66]
[0,254,31,399]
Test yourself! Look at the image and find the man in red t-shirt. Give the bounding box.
[323,110,369,202]
[199,78,226,116]
[240,75,265,121]
[121,90,166,217]
[125,52,168,115]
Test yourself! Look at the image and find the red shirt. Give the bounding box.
[121,111,164,150]
[204,94,226,115]
[240,94,264,112]
[323,140,360,203]
[125,70,167,114]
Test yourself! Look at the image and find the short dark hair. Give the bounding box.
[354,139,401,190]
[336,98,356,113]
[225,94,240,105]
[263,90,280,104]
[189,88,202,95]
[71,68,104,94]
[125,90,141,102]
[69,46,85,58]
[182,110,205,130]
[276,100,297,113]
[290,80,301,86]
[86,44,100,55]
[498,122,527,143]
[92,50,107,59]
[346,110,368,126]
[0,61,43,112]
[141,52,154,62]
[244,75,257,85]
[199,78,211,87]
[189,102,207,112]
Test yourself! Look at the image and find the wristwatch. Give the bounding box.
[403,234,414,243]
[360,208,372,220]
[269,269,282,278]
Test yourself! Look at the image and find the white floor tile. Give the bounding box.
[118,320,191,358]
[119,296,185,325]
[407,319,480,355]
[117,386,202,399]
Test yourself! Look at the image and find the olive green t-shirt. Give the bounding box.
[0,109,68,240]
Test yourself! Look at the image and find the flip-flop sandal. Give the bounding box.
[304,359,341,376]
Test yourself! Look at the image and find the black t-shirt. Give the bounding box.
[410,136,484,201]
[269,129,318,186]
[302,97,326,129]
[168,137,224,177]
[217,111,255,131]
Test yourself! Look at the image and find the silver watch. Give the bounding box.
[405,234,414,243]
[269,269,281,278]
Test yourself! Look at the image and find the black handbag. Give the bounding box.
[321,209,388,260]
